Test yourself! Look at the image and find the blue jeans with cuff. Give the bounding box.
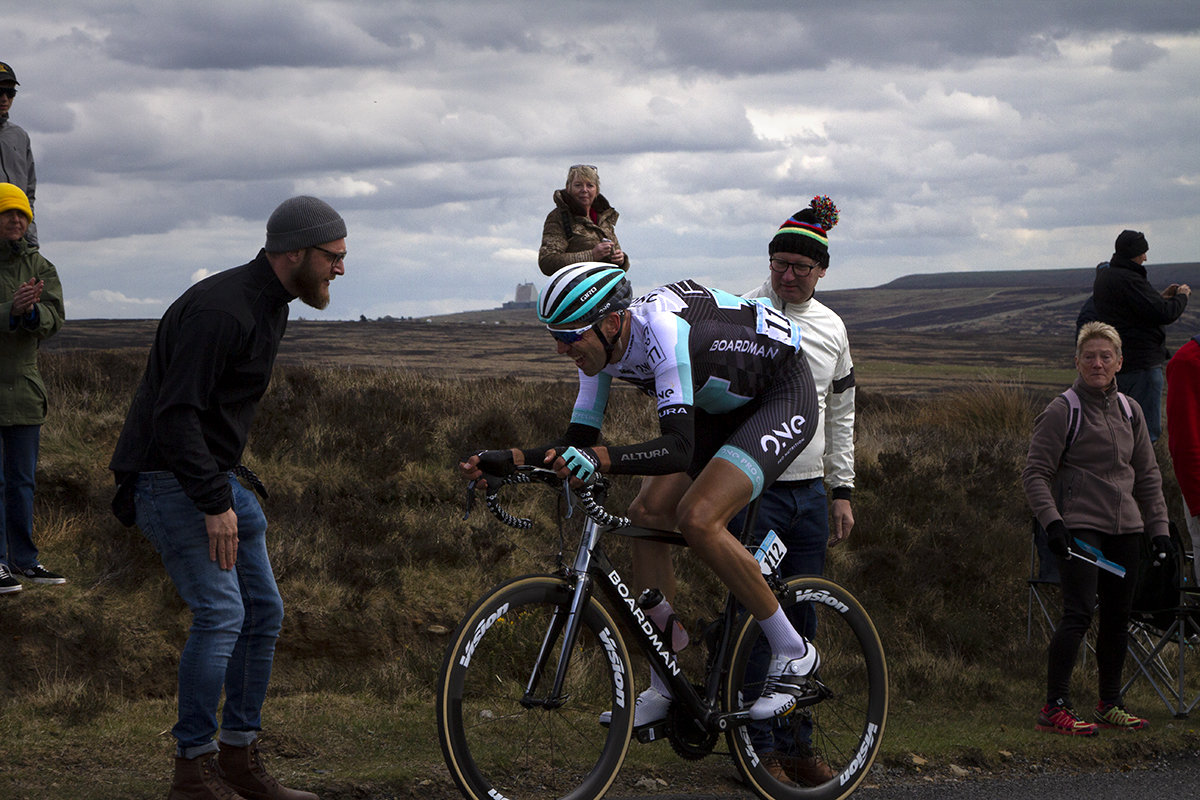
[135,471,284,758]
[729,478,830,756]
[1117,366,1164,443]
[1,425,42,570]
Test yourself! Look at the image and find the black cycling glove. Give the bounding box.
[1152,535,1172,567]
[1046,520,1071,559]
[473,449,516,479]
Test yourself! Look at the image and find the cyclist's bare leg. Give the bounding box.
[627,473,692,603]
[675,459,784,623]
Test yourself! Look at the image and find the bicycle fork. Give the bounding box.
[520,516,607,709]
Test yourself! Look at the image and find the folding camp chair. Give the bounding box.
[1027,517,1061,643]
[1122,521,1200,718]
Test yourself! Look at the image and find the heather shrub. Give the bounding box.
[2,353,1184,714]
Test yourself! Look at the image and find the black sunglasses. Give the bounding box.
[0,88,16,99]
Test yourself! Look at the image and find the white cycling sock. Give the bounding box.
[757,606,807,661]
[650,669,672,699]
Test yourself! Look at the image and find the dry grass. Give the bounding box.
[1,349,1196,797]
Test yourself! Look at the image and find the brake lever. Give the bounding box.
[562,477,575,518]
[463,480,478,520]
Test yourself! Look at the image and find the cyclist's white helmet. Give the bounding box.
[538,262,632,328]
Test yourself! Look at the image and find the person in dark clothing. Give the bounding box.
[110,196,346,800]
[1092,229,1190,441]
[0,62,38,248]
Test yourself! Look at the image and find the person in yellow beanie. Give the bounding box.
[0,182,65,592]
[0,182,34,221]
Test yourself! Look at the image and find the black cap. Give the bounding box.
[0,62,18,85]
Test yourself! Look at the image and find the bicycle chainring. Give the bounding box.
[665,688,718,760]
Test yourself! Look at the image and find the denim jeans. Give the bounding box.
[729,478,829,756]
[135,471,284,758]
[0,425,41,569]
[1117,366,1164,442]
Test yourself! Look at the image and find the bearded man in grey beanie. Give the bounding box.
[110,196,346,800]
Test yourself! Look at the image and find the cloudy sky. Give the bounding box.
[6,1,1199,320]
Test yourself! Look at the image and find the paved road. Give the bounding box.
[616,753,1200,799]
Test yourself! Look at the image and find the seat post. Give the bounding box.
[737,496,762,545]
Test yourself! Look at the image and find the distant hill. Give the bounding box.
[57,262,1197,348]
[819,261,1200,337]
[429,261,1199,341]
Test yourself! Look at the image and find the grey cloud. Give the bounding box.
[643,0,1197,75]
[1110,37,1170,71]
[98,3,399,70]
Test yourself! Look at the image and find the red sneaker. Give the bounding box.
[1035,703,1098,736]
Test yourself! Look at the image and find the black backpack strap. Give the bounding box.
[559,207,573,239]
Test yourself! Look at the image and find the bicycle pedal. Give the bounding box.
[636,722,668,743]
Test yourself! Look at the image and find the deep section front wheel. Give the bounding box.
[437,574,635,800]
[725,576,888,800]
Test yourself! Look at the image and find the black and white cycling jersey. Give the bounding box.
[554,279,818,497]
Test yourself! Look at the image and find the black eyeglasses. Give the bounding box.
[0,89,16,99]
[769,258,819,277]
[312,244,346,267]
[547,324,593,345]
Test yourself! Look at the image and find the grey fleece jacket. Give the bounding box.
[1023,375,1168,538]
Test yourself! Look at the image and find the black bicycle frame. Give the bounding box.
[522,497,765,735]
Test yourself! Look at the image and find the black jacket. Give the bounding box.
[1092,255,1188,371]
[109,251,293,514]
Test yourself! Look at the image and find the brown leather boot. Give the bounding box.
[217,741,319,800]
[168,753,249,800]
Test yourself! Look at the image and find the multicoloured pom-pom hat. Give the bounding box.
[770,195,840,264]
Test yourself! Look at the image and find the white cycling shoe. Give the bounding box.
[599,687,672,728]
[748,644,821,721]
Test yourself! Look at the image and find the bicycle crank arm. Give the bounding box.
[519,692,572,710]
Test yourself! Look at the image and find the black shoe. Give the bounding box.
[0,564,23,594]
[15,564,66,585]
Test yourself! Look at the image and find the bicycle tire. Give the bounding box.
[724,576,888,800]
[438,574,635,800]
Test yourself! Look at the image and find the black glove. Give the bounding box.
[473,449,516,480]
[1152,535,1172,568]
[1046,520,1071,559]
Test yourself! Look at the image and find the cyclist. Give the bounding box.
[459,262,820,723]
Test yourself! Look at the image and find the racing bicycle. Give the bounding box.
[437,466,887,800]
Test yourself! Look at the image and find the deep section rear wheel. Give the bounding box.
[437,574,635,800]
[725,576,888,800]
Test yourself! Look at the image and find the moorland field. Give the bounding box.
[6,277,1200,798]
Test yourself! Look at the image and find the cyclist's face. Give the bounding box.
[554,327,607,375]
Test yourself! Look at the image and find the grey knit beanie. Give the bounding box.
[265,196,347,253]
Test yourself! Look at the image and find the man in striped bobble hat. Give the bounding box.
[732,195,856,788]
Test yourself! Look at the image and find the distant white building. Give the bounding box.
[503,282,538,310]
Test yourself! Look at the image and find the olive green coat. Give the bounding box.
[0,239,65,426]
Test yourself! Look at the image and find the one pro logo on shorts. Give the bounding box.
[760,414,807,456]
